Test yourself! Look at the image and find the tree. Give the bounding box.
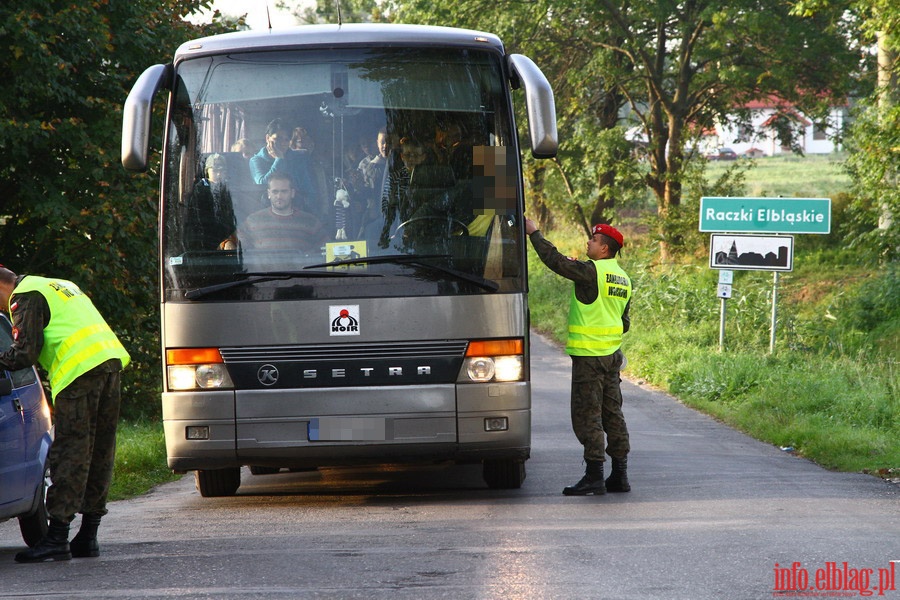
[388,0,863,259]
[385,0,646,234]
[794,0,899,261]
[278,0,388,24]
[0,1,240,417]
[591,0,863,257]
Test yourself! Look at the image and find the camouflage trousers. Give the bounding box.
[46,360,122,523]
[570,351,630,463]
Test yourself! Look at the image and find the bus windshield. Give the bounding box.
[163,47,523,302]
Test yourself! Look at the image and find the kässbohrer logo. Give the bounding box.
[329,305,360,336]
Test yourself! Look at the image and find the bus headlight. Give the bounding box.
[166,348,234,391]
[493,355,524,381]
[460,339,525,383]
[167,364,233,390]
[463,355,523,382]
[168,365,200,390]
[465,357,496,382]
[196,364,231,388]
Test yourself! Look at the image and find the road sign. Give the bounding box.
[717,284,732,299]
[718,270,733,285]
[700,197,831,234]
[709,234,794,272]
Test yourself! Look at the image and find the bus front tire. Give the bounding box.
[482,459,526,489]
[195,468,241,497]
[249,466,280,475]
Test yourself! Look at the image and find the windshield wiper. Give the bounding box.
[183,270,381,300]
[306,254,500,292]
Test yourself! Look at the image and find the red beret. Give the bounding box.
[591,223,624,247]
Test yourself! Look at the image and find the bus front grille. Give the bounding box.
[218,340,469,363]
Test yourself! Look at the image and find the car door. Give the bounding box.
[0,318,27,509]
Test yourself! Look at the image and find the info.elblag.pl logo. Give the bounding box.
[772,561,896,597]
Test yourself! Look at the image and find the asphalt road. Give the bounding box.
[1,332,897,599]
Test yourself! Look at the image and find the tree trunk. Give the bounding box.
[589,169,617,226]
[525,162,553,229]
[589,88,629,226]
[877,30,896,231]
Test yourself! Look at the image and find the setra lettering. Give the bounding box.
[300,366,432,380]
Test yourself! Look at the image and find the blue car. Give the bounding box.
[0,312,53,547]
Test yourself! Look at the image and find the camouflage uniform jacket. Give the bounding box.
[0,275,47,371]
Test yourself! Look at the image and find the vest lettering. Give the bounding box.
[10,276,130,399]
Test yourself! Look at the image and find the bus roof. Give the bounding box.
[174,23,505,62]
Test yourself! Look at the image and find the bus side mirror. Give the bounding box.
[122,64,171,172]
[507,54,558,159]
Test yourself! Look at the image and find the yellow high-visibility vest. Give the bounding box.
[566,259,631,357]
[10,276,130,399]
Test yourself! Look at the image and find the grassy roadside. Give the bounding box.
[705,153,850,199]
[110,421,180,501]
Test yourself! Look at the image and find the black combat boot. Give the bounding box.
[605,456,631,493]
[14,519,71,563]
[70,513,102,558]
[563,460,606,496]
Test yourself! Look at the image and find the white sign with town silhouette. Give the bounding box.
[709,234,794,272]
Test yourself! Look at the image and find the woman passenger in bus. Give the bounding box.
[231,138,255,160]
[250,118,315,194]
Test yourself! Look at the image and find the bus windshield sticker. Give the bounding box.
[330,305,360,336]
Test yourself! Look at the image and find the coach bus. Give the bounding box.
[122,24,557,496]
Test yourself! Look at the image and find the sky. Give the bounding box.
[194,1,303,29]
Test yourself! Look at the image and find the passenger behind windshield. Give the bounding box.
[357,128,389,241]
[184,153,237,251]
[250,118,315,194]
[379,137,431,248]
[239,172,329,254]
[289,126,331,227]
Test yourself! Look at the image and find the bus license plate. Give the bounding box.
[308,417,386,441]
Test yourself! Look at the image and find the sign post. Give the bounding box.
[701,197,831,353]
[770,272,779,354]
[717,270,733,352]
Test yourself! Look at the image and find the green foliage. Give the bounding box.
[385,0,864,259]
[279,0,388,24]
[842,100,900,263]
[815,264,900,357]
[0,1,240,419]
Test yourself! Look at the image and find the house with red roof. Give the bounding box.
[702,97,849,157]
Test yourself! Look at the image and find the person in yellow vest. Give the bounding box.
[524,218,632,496]
[0,266,130,562]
